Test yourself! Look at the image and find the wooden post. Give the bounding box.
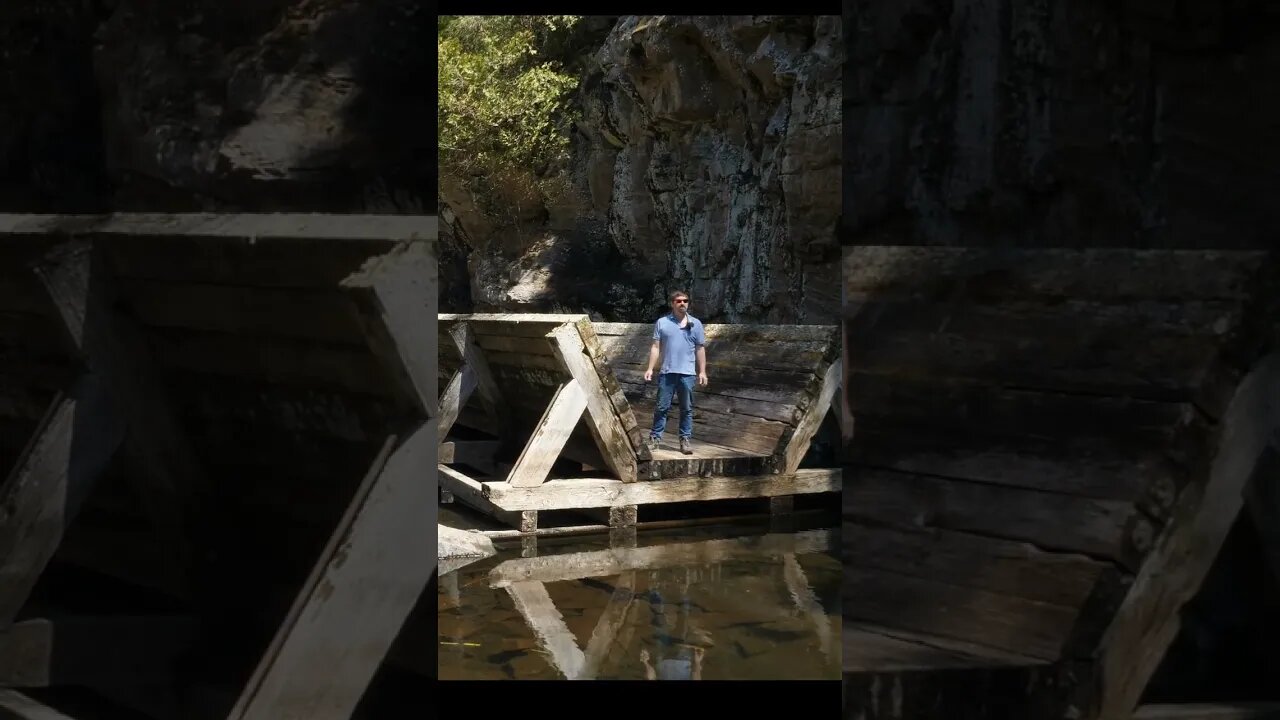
[1092,353,1280,718]
[506,379,587,488]
[228,425,435,720]
[779,358,841,474]
[549,323,639,483]
[438,364,477,439]
[0,392,121,626]
[449,321,509,441]
[24,240,208,601]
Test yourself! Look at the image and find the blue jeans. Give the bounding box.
[651,373,695,440]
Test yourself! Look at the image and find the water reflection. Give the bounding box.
[437,525,841,680]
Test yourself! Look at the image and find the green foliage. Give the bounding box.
[438,15,581,186]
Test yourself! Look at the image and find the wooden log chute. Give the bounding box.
[437,312,842,533]
[0,213,438,720]
[842,246,1280,719]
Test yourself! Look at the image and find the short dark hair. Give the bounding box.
[669,289,689,302]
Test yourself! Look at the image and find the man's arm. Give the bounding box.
[695,322,708,386]
[644,340,661,381]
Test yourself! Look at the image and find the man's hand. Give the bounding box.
[698,372,708,386]
[644,369,654,382]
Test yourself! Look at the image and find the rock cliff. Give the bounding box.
[441,15,843,323]
[1,0,432,214]
[844,0,1280,248]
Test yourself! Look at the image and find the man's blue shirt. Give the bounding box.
[653,313,705,376]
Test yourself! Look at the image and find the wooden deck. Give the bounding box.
[842,247,1280,719]
[438,313,842,533]
[0,213,438,720]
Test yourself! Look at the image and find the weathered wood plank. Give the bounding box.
[0,391,122,626]
[592,322,837,344]
[845,565,1079,662]
[1093,354,1280,718]
[852,374,1197,444]
[438,464,524,528]
[0,615,197,687]
[848,428,1175,503]
[843,622,1038,673]
[117,281,369,344]
[506,380,587,488]
[489,529,835,587]
[844,522,1107,609]
[484,468,840,511]
[229,422,435,720]
[550,324,639,482]
[844,469,1137,564]
[340,240,437,417]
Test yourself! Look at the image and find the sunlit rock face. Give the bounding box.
[843,0,1280,249]
[2,0,432,214]
[441,15,843,324]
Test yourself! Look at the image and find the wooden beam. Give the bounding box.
[30,240,206,594]
[488,529,836,587]
[0,690,77,720]
[1093,353,1280,718]
[505,581,586,680]
[549,323,639,482]
[449,322,509,440]
[228,423,436,720]
[340,240,438,418]
[485,468,841,511]
[0,615,197,688]
[776,342,840,473]
[437,365,477,439]
[0,392,122,626]
[506,379,587,488]
[438,464,525,529]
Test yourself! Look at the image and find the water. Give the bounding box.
[437,522,841,680]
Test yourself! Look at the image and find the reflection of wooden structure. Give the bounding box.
[487,529,838,679]
[0,214,436,719]
[438,314,842,534]
[843,247,1280,719]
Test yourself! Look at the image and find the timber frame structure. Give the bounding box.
[437,313,843,535]
[0,214,437,720]
[842,247,1280,720]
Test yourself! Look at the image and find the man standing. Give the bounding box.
[643,290,708,455]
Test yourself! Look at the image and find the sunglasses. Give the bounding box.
[673,298,689,304]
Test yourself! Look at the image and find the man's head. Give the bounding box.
[669,289,690,316]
